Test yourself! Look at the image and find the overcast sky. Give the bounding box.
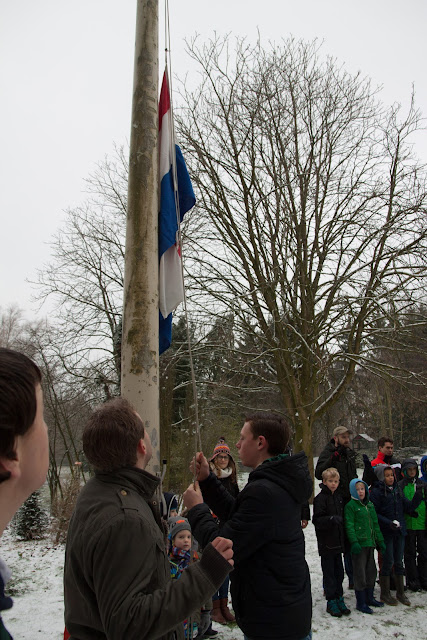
[1,0,426,318]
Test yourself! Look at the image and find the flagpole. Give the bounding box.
[122,0,160,474]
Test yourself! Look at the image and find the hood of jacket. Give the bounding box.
[401,458,419,480]
[349,478,369,503]
[373,464,393,483]
[249,451,313,505]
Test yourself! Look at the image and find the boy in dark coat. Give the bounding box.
[313,468,350,617]
[398,459,427,591]
[370,464,422,606]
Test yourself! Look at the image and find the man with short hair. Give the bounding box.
[63,397,233,640]
[371,437,400,467]
[0,347,49,639]
[183,413,312,640]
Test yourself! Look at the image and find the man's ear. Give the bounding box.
[0,454,20,481]
[258,435,267,450]
[137,438,147,456]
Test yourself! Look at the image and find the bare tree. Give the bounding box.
[176,36,427,470]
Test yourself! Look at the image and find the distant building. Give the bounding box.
[352,433,376,453]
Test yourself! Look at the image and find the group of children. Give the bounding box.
[313,459,427,618]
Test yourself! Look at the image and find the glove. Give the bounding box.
[329,515,343,525]
[337,445,347,456]
[197,610,211,638]
[332,451,341,461]
[409,511,419,518]
[351,542,362,555]
[390,520,401,530]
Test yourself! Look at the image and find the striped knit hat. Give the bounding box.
[209,437,234,462]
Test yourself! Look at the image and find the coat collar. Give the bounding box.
[95,466,160,501]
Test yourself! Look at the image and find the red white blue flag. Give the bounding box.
[158,69,195,354]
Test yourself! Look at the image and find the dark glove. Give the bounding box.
[337,445,347,457]
[197,610,211,638]
[329,515,343,525]
[410,511,419,518]
[332,450,341,461]
[363,454,371,468]
[351,542,362,554]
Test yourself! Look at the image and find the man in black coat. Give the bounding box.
[183,413,312,640]
[315,425,357,587]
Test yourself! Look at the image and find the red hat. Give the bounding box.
[209,437,233,462]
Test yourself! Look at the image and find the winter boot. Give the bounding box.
[200,624,219,639]
[220,597,235,622]
[365,588,384,608]
[210,599,227,624]
[379,576,398,605]
[355,590,373,614]
[336,595,351,615]
[395,574,411,606]
[326,599,342,617]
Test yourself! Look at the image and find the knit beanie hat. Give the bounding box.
[160,492,179,519]
[168,516,191,540]
[209,437,234,462]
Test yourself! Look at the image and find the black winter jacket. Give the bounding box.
[370,479,422,538]
[313,484,345,555]
[188,453,313,640]
[315,440,357,504]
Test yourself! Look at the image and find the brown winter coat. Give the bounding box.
[64,467,231,640]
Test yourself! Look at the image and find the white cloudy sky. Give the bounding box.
[1,0,426,317]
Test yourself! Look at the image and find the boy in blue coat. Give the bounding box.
[370,464,422,606]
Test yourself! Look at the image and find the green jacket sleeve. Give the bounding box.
[344,501,357,546]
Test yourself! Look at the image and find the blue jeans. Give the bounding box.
[381,535,405,576]
[212,575,230,601]
[244,633,312,640]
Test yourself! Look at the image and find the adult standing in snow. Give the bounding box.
[208,437,239,625]
[183,413,313,640]
[371,437,402,480]
[315,426,357,586]
[0,348,49,640]
[63,397,234,640]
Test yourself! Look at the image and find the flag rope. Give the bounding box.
[164,1,202,480]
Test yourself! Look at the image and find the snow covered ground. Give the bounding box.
[2,467,427,639]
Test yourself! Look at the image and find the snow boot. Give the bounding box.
[395,574,411,606]
[355,590,373,614]
[200,624,219,639]
[365,588,384,607]
[379,576,398,605]
[220,597,235,622]
[326,599,342,617]
[210,599,227,624]
[336,595,351,615]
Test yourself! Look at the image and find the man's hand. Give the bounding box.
[190,452,210,482]
[183,481,204,510]
[301,520,308,529]
[211,536,234,567]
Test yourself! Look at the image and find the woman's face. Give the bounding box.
[216,453,230,470]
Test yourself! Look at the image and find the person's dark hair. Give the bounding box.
[245,412,290,456]
[0,348,42,467]
[83,397,145,472]
[378,436,394,448]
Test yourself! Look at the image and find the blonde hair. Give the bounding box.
[322,467,340,482]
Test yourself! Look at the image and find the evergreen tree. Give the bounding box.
[13,490,49,541]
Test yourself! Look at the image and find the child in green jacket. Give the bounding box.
[344,479,385,614]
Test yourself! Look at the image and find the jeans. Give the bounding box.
[321,553,344,600]
[244,633,312,640]
[381,535,405,576]
[212,574,230,601]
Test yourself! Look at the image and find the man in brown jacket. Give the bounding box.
[64,397,233,640]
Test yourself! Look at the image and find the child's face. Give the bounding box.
[407,466,417,478]
[356,482,366,500]
[324,476,339,493]
[169,508,178,518]
[384,469,395,486]
[173,529,192,551]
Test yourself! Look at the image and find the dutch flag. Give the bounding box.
[158,69,195,354]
